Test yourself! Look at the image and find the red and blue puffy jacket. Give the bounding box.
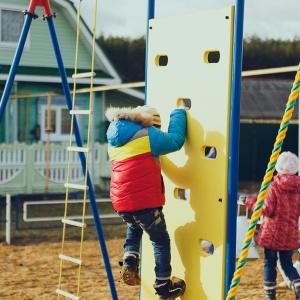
[105,107,187,212]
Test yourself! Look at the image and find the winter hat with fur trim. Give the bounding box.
[105,106,161,128]
[135,105,161,127]
[275,151,299,174]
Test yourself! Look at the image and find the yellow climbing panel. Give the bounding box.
[140,6,235,300]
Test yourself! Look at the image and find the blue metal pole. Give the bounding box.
[144,0,155,104]
[225,0,245,294]
[147,0,155,21]
[0,13,33,122]
[46,17,118,300]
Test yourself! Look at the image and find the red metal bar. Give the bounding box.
[27,0,53,17]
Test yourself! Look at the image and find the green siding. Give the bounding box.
[18,97,37,142]
[0,0,143,145]
[0,1,107,71]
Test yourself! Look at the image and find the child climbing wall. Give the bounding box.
[140,6,235,300]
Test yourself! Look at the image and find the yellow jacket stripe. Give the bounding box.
[108,136,151,161]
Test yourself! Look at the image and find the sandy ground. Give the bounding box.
[0,238,139,300]
[1,237,300,300]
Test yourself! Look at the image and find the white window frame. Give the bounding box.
[0,5,30,49]
[40,104,81,142]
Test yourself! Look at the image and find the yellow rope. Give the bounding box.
[74,1,84,297]
[226,64,300,300]
[57,1,81,297]
[57,0,97,298]
[76,0,98,296]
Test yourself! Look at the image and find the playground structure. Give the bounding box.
[0,0,117,299]
[0,0,244,299]
[1,0,300,299]
[140,5,237,299]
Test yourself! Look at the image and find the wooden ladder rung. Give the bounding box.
[59,254,83,265]
[64,183,89,191]
[70,109,93,115]
[62,218,86,228]
[67,146,90,153]
[56,289,80,300]
[100,213,118,219]
[72,71,96,79]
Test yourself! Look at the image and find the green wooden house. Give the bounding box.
[2,1,295,194]
[0,0,144,145]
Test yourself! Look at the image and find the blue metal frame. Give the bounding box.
[225,0,245,294]
[144,0,245,297]
[0,3,118,299]
[144,0,155,104]
[0,12,33,121]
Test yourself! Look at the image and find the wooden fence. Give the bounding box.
[0,142,111,194]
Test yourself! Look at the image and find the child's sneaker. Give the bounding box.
[119,254,141,286]
[153,277,186,299]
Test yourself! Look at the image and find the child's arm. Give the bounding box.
[245,195,257,211]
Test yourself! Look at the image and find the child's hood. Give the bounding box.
[105,107,153,147]
[105,106,154,127]
[273,173,300,192]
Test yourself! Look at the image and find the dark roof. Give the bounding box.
[241,79,299,124]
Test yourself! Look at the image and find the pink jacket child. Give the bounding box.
[245,151,300,299]
[245,152,300,251]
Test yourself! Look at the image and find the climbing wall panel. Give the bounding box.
[140,6,235,300]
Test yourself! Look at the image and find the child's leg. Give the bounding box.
[132,208,171,280]
[279,250,300,282]
[279,250,300,299]
[116,211,143,256]
[264,248,278,282]
[133,208,186,299]
[263,248,277,300]
[116,211,143,285]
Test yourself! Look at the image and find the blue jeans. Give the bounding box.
[264,247,300,282]
[116,207,171,280]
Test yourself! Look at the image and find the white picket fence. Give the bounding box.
[0,142,111,194]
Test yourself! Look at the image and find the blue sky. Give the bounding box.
[71,0,300,41]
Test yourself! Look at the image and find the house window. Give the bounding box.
[0,8,29,48]
[40,104,81,142]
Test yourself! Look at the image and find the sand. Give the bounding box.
[1,237,299,300]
